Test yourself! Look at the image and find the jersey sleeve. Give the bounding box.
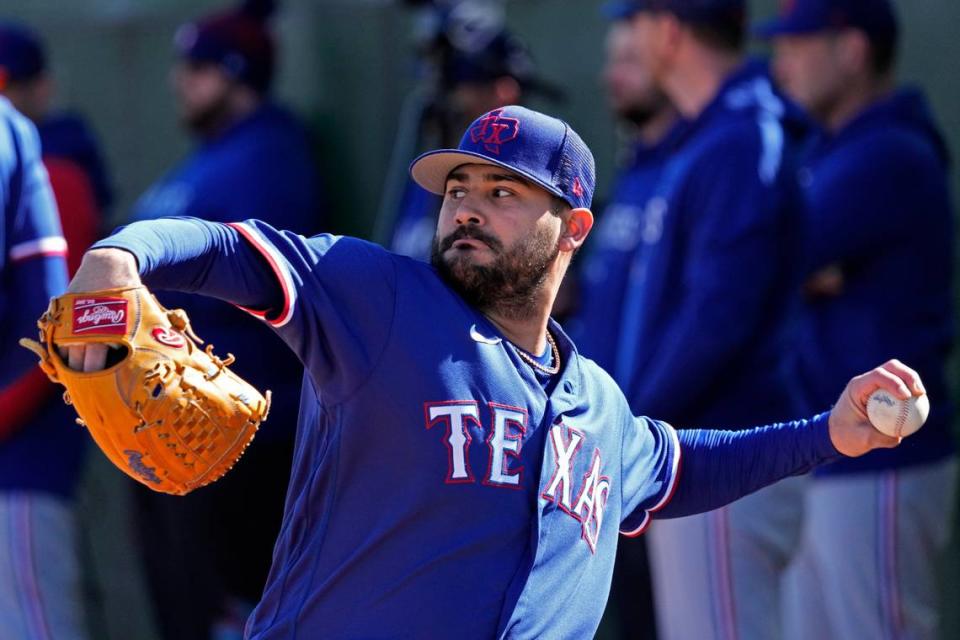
[0,115,68,433]
[620,412,840,534]
[94,217,397,403]
[225,221,398,401]
[656,412,839,520]
[7,118,68,265]
[619,416,682,537]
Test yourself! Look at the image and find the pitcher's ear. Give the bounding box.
[559,208,594,253]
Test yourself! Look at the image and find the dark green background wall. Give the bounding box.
[2,0,956,234]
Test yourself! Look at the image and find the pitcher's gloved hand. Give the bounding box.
[20,286,270,495]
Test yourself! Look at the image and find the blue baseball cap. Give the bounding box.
[754,0,898,42]
[410,105,596,210]
[0,22,47,86]
[174,1,275,93]
[445,30,535,86]
[603,0,745,23]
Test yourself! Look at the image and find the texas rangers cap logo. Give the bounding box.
[469,109,520,155]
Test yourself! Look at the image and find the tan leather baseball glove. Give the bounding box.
[20,286,270,495]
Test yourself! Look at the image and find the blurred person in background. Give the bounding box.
[566,11,680,639]
[128,1,325,638]
[0,54,77,637]
[0,20,117,639]
[380,0,562,261]
[0,20,113,237]
[757,1,956,638]
[602,1,813,638]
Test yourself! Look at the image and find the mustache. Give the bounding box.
[438,226,503,253]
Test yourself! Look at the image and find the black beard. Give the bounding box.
[616,92,671,129]
[182,91,234,138]
[431,224,559,320]
[620,105,660,128]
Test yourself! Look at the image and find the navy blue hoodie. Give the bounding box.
[569,122,687,374]
[613,60,811,430]
[793,88,955,474]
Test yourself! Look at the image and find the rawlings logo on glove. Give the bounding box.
[73,297,128,333]
[20,286,270,496]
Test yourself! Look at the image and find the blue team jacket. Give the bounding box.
[613,60,811,430]
[570,123,686,375]
[792,88,955,474]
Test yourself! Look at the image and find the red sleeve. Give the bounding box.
[44,156,101,275]
[0,158,100,442]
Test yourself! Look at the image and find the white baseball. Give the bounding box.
[866,389,930,438]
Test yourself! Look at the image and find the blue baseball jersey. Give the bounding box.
[612,60,809,429]
[96,216,842,638]
[569,124,685,376]
[792,88,955,474]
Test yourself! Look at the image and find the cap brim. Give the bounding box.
[409,149,564,200]
[602,1,644,20]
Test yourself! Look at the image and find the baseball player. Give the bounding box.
[566,14,681,636]
[757,1,956,637]
[569,14,681,418]
[0,20,113,219]
[0,93,85,637]
[61,105,915,639]
[601,2,814,638]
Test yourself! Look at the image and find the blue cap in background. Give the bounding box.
[603,0,745,24]
[754,0,898,43]
[0,21,46,86]
[443,30,564,101]
[444,29,534,86]
[410,105,596,210]
[174,0,276,93]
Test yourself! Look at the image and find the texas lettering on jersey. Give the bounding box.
[424,400,610,552]
[541,423,610,553]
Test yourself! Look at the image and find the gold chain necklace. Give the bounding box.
[511,331,561,376]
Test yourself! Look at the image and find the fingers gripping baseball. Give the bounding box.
[828,359,927,457]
